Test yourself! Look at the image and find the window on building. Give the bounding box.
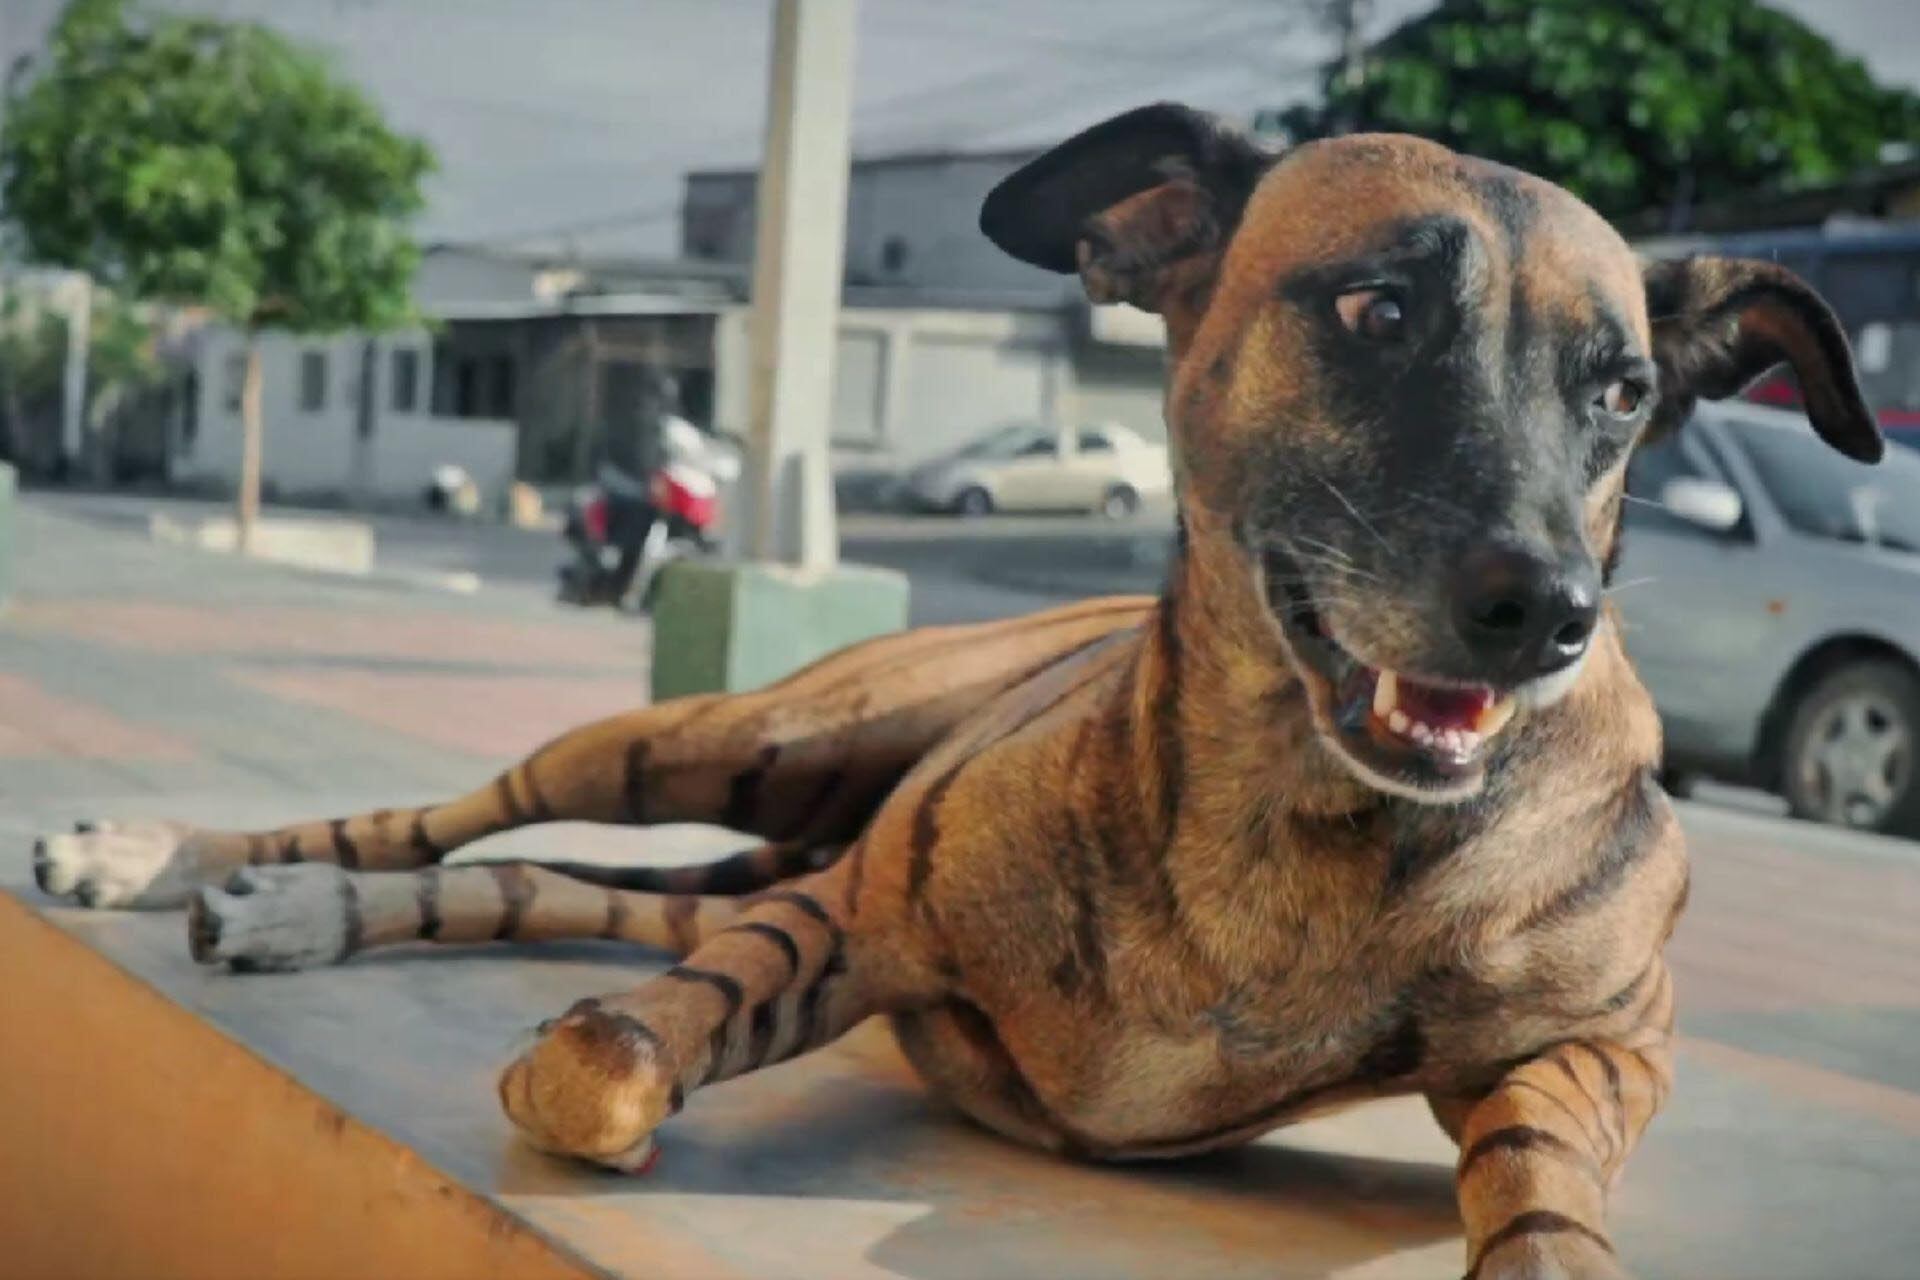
[223,352,248,414]
[299,350,328,412]
[390,347,420,413]
[487,355,516,417]
[454,358,480,417]
[881,235,909,274]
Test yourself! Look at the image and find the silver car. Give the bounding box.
[1616,404,1920,836]
[904,423,1172,518]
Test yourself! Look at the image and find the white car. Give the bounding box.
[904,423,1172,518]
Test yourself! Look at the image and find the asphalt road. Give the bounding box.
[33,488,1171,627]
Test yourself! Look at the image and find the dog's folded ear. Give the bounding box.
[979,103,1272,316]
[1643,256,1882,463]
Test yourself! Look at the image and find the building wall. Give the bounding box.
[711,303,1164,473]
[184,329,517,504]
[686,155,1073,300]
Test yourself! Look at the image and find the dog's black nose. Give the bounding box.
[1451,544,1600,678]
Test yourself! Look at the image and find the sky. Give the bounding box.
[4,0,1918,255]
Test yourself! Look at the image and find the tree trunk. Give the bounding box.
[237,332,263,556]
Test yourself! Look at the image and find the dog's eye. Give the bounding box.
[1335,289,1406,342]
[1597,379,1646,419]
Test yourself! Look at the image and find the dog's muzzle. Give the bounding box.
[1260,543,1596,800]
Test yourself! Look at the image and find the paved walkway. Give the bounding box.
[4,496,1919,1277]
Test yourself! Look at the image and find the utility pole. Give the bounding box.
[652,0,907,701]
[1328,0,1371,134]
[738,0,856,571]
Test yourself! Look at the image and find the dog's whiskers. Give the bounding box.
[1313,475,1394,552]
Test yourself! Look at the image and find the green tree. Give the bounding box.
[0,0,432,547]
[1275,0,1920,223]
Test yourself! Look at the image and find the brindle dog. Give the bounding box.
[35,104,1880,1277]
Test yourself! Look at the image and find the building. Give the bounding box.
[684,147,1170,482]
[177,145,1173,508]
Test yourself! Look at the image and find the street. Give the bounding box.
[3,491,1918,1277]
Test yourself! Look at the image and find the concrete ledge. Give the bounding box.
[151,512,377,576]
[5,822,1919,1277]
[0,892,596,1280]
[650,559,910,699]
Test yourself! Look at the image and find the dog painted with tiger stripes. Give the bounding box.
[34,104,1882,1277]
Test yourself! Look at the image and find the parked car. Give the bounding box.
[1615,403,1920,836]
[903,423,1171,518]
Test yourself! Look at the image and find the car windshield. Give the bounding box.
[1727,418,1920,553]
[951,424,1049,461]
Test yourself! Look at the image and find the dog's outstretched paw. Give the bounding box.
[32,820,201,909]
[188,865,355,972]
[497,997,677,1173]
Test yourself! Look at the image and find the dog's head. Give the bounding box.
[983,103,1879,803]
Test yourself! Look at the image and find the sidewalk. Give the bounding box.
[3,495,1920,1278]
[0,499,678,847]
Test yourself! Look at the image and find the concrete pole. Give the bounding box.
[59,273,90,474]
[739,0,856,571]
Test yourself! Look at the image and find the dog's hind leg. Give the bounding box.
[35,598,1148,910]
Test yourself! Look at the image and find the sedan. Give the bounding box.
[904,423,1172,518]
[1616,404,1920,836]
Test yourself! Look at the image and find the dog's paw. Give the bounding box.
[187,865,354,972]
[32,820,201,909]
[497,997,677,1172]
[1473,1228,1629,1280]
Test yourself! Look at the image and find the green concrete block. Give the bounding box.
[650,558,911,699]
[0,462,14,611]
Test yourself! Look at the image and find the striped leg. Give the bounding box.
[496,874,920,1172]
[184,859,757,972]
[36,597,1145,911]
[1444,1001,1674,1279]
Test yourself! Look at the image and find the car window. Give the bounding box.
[1729,418,1920,553]
[1016,437,1060,458]
[955,425,1044,461]
[1076,430,1114,453]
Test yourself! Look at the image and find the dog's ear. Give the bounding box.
[979,102,1272,315]
[1642,256,1882,463]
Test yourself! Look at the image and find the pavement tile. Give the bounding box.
[13,599,649,672]
[0,673,198,762]
[229,666,649,759]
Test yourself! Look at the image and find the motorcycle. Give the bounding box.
[557,432,739,610]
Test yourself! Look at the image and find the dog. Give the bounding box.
[34,103,1879,1277]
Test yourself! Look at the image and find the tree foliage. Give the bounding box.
[0,0,433,332]
[1276,0,1920,220]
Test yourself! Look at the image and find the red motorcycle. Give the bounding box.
[557,445,737,610]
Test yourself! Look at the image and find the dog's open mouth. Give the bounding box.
[1266,560,1515,797]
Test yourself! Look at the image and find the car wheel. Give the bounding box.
[954,486,993,517]
[1781,659,1920,837]
[1099,484,1141,520]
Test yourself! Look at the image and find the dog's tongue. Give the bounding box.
[1394,677,1495,731]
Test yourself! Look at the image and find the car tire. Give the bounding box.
[954,486,993,518]
[1099,484,1141,520]
[1780,659,1920,838]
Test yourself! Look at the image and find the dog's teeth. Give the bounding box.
[1412,724,1435,746]
[1475,696,1517,738]
[1372,670,1399,718]
[1388,709,1410,735]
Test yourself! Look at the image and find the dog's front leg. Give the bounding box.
[1442,1026,1673,1280]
